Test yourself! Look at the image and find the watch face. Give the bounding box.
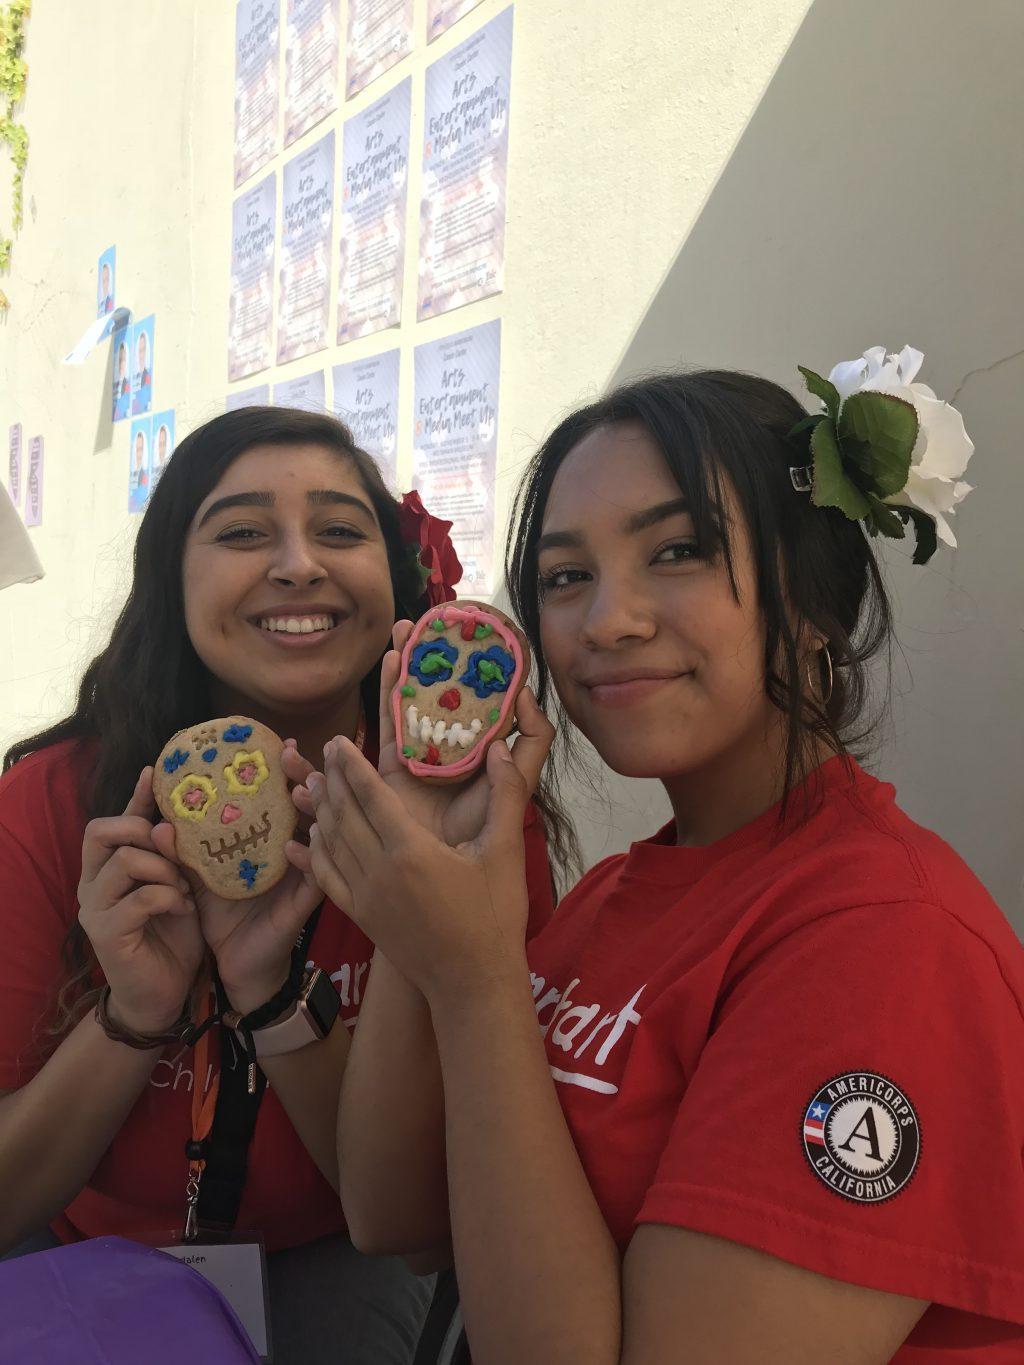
[302,968,341,1037]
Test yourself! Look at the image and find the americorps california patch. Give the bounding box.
[802,1071,920,1204]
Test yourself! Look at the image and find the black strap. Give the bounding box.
[413,1269,470,1365]
[194,901,324,1232]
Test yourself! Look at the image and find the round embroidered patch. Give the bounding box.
[802,1071,920,1204]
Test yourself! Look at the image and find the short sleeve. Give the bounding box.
[636,901,1024,1326]
[0,811,74,1089]
[522,801,555,942]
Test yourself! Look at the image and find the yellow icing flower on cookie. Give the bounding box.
[170,773,218,821]
[224,749,269,795]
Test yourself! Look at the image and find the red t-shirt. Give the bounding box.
[526,756,1024,1362]
[0,738,555,1252]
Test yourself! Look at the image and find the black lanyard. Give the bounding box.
[194,901,323,1232]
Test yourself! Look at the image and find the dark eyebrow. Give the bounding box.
[196,488,375,530]
[536,497,690,556]
[196,491,274,529]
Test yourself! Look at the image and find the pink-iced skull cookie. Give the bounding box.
[152,716,296,899]
[391,601,531,783]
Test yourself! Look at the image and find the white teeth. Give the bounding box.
[405,705,484,750]
[258,614,336,634]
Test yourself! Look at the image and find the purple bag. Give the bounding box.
[0,1236,260,1364]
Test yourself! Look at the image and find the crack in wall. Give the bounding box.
[950,347,1024,406]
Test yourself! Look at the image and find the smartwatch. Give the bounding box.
[239,968,340,1058]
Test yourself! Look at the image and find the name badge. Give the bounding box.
[158,1237,271,1361]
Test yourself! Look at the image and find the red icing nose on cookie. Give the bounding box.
[221,803,243,825]
[438,689,461,711]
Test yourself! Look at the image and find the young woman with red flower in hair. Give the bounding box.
[0,406,565,1364]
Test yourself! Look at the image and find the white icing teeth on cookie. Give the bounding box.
[406,705,483,749]
[258,615,335,634]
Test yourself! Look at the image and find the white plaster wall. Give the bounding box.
[9,2,1016,932]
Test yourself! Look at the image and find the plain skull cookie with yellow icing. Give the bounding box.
[152,717,296,899]
[391,601,531,783]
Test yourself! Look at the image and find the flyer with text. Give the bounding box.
[279,131,335,364]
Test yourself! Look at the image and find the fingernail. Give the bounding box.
[309,822,320,841]
[307,774,322,797]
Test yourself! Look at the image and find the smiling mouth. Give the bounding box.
[254,613,339,636]
[200,811,272,863]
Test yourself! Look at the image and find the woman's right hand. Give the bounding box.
[77,767,204,1033]
[289,620,554,851]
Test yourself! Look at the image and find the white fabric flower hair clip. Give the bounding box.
[789,345,974,564]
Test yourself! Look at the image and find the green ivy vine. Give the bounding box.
[0,0,30,310]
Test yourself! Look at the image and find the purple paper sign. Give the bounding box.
[8,423,22,506]
[419,8,512,321]
[25,435,43,527]
[234,0,280,188]
[338,78,410,344]
[346,0,413,99]
[428,0,484,41]
[332,349,400,485]
[226,383,270,410]
[229,173,277,381]
[278,131,335,364]
[274,369,327,413]
[284,0,340,146]
[413,319,500,593]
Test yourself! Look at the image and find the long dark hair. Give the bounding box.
[3,408,433,1028]
[506,370,894,814]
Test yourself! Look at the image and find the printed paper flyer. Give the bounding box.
[235,0,280,187]
[130,315,155,417]
[226,384,271,410]
[97,246,116,317]
[8,424,22,507]
[284,0,340,146]
[428,0,484,42]
[419,8,512,321]
[332,349,400,485]
[278,131,335,365]
[413,320,500,593]
[112,321,132,423]
[25,436,44,528]
[337,78,410,344]
[229,173,276,381]
[128,417,152,515]
[151,411,176,491]
[346,0,413,99]
[274,370,327,413]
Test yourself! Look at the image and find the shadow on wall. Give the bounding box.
[608,0,1024,926]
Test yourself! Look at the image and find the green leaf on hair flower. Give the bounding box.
[788,413,828,441]
[866,494,907,540]
[893,504,938,566]
[838,392,918,498]
[798,367,842,421]
[810,419,871,521]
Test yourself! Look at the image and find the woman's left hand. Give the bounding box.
[294,734,540,1002]
[152,803,322,1018]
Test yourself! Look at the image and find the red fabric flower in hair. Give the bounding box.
[397,489,463,606]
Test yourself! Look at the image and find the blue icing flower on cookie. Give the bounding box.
[163,748,189,774]
[223,724,253,743]
[238,858,266,890]
[202,747,217,763]
[408,639,458,686]
[460,646,515,699]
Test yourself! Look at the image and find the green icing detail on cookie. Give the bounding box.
[430,618,445,631]
[488,707,500,723]
[474,623,493,639]
[477,659,505,683]
[400,684,416,697]
[419,650,451,676]
[402,745,416,758]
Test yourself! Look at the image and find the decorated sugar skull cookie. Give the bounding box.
[152,716,295,900]
[391,601,530,783]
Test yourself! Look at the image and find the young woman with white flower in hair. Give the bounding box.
[298,352,1022,1363]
